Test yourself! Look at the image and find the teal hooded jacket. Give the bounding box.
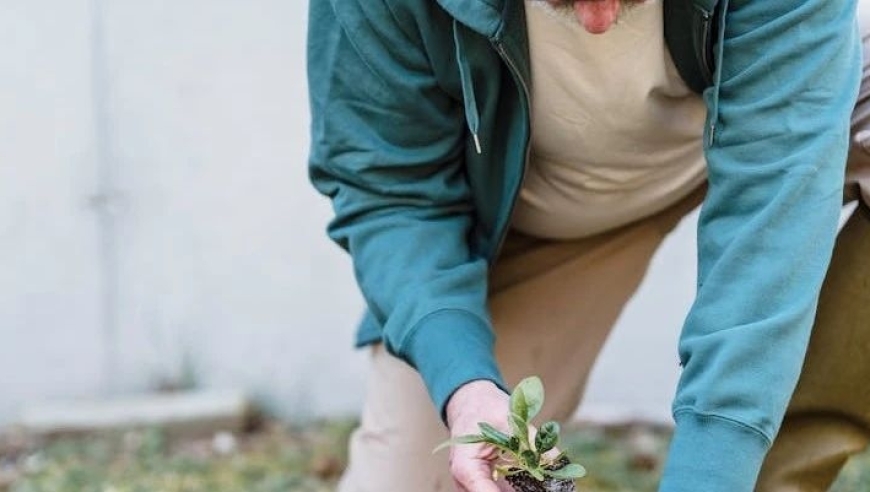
[307,0,861,490]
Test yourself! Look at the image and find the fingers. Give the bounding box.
[445,381,514,492]
[450,444,503,492]
[452,477,502,492]
[542,446,562,461]
[451,467,502,492]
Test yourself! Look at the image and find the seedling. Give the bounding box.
[434,377,586,492]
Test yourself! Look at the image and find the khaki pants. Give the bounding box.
[337,13,870,492]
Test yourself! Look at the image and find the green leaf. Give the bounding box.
[510,383,529,422]
[535,421,560,454]
[545,463,587,480]
[431,434,487,454]
[521,450,539,468]
[509,413,529,451]
[478,423,512,449]
[529,467,545,481]
[516,377,544,422]
[540,421,560,436]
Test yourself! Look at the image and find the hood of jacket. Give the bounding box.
[435,0,508,39]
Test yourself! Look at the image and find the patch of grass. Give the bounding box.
[561,424,669,492]
[4,420,870,492]
[6,420,355,492]
[832,446,870,492]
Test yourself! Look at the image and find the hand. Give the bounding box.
[445,380,514,492]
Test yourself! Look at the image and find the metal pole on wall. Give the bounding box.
[88,0,120,394]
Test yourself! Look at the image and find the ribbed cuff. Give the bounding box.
[659,411,771,492]
[402,309,506,422]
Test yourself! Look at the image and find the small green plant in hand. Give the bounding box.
[435,377,586,492]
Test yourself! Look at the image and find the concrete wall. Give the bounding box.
[0,0,700,425]
[1,0,107,423]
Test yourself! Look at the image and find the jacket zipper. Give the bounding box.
[491,40,532,262]
[695,7,715,85]
[695,5,717,145]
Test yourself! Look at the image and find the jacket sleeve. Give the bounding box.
[660,1,862,491]
[306,1,505,417]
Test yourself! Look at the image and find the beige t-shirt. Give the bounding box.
[510,0,707,239]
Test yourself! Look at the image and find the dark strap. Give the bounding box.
[664,0,720,94]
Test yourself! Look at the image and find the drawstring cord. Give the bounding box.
[453,20,483,154]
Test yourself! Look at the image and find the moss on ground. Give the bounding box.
[3,421,869,492]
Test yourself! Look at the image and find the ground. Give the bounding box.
[2,421,869,492]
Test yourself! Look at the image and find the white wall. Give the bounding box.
[0,0,699,425]
[0,0,107,423]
